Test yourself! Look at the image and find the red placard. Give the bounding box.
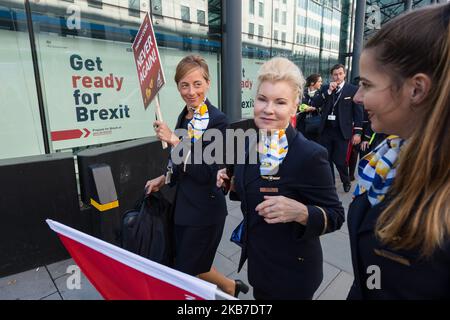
[132,13,165,109]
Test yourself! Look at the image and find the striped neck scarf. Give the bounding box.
[258,129,289,176]
[187,100,209,143]
[354,135,405,206]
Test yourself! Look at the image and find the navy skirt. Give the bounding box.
[173,221,225,276]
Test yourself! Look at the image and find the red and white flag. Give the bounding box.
[46,219,235,300]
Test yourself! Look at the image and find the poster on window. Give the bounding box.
[241,58,265,119]
[36,34,158,150]
[35,30,220,151]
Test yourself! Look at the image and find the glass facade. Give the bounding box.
[0,0,45,159]
[0,0,222,160]
[241,0,349,118]
[2,0,438,158]
[364,0,439,39]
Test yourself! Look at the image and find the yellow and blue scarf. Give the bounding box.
[259,129,288,176]
[187,101,209,143]
[354,135,405,206]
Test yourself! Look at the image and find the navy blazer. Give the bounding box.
[347,193,450,299]
[231,125,345,299]
[314,82,364,140]
[168,99,228,226]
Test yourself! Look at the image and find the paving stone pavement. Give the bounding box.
[0,180,355,300]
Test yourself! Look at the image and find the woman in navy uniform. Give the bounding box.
[348,3,450,299]
[296,73,322,142]
[217,57,345,299]
[146,55,248,297]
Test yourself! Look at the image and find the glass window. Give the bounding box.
[248,22,254,39]
[282,11,286,25]
[23,0,221,153]
[249,0,255,15]
[152,0,162,15]
[181,5,190,22]
[274,30,278,43]
[298,0,307,8]
[258,25,264,41]
[281,32,286,45]
[275,9,279,23]
[87,0,102,9]
[241,56,264,118]
[259,2,264,18]
[129,0,140,17]
[0,0,45,159]
[197,10,206,25]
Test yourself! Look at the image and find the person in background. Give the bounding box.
[145,55,249,297]
[217,57,344,300]
[348,3,450,299]
[314,64,364,193]
[296,73,322,142]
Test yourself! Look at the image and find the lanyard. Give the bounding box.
[369,133,376,145]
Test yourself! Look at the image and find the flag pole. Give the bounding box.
[155,94,168,149]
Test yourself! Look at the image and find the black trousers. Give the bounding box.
[319,125,350,185]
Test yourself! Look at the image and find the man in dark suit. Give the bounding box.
[314,64,363,192]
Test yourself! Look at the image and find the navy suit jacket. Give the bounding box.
[314,82,364,140]
[231,126,345,298]
[347,193,450,299]
[168,99,228,226]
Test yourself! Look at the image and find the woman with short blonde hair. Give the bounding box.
[217,57,344,299]
[256,57,305,100]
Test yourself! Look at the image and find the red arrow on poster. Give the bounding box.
[51,129,90,141]
[83,128,91,138]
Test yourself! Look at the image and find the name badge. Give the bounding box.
[260,187,279,193]
[328,115,336,121]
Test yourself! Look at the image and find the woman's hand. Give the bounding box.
[216,168,236,192]
[145,175,166,195]
[216,168,229,188]
[153,120,180,147]
[305,106,316,113]
[255,195,309,225]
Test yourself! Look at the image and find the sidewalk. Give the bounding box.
[0,183,354,300]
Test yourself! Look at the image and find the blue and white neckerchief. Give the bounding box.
[354,135,405,206]
[187,99,209,143]
[258,129,288,176]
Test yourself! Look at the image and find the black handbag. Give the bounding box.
[304,112,322,134]
[121,191,174,267]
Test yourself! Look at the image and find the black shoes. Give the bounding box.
[234,279,249,297]
[344,182,352,193]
